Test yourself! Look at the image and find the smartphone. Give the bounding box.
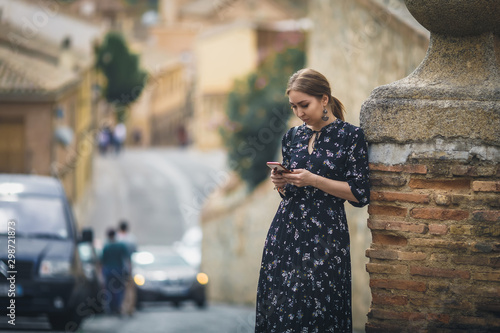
[266,162,292,173]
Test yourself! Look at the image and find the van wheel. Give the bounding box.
[48,312,82,332]
[196,298,207,308]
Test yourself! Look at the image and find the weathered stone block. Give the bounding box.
[489,257,500,268]
[370,308,426,321]
[451,255,489,266]
[410,297,472,310]
[409,179,470,191]
[369,163,427,174]
[368,219,428,234]
[472,271,500,282]
[472,210,500,222]
[430,253,448,262]
[472,181,500,192]
[371,191,430,203]
[369,205,408,217]
[410,207,469,221]
[428,224,448,235]
[449,225,474,236]
[366,263,407,275]
[476,166,497,177]
[410,266,470,279]
[366,248,399,260]
[397,251,427,261]
[370,278,426,292]
[474,226,500,237]
[473,243,495,253]
[427,313,451,324]
[371,293,408,306]
[451,165,476,176]
[408,238,468,250]
[476,302,500,315]
[372,233,408,246]
[370,175,407,187]
[451,194,500,208]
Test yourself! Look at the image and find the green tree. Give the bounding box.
[95,32,147,122]
[221,47,305,189]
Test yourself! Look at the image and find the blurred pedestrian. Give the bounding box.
[101,228,130,316]
[113,122,127,154]
[132,128,142,146]
[116,220,137,316]
[117,220,137,253]
[255,68,370,332]
[176,125,188,147]
[98,126,113,155]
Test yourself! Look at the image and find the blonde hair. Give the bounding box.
[286,68,345,121]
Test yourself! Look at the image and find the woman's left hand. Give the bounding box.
[282,169,318,188]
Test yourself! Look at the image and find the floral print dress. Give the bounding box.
[255,119,370,333]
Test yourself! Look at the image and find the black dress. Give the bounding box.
[255,119,370,333]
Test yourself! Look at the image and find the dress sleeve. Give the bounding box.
[346,127,370,207]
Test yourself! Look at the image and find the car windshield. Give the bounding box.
[0,195,69,239]
[133,251,190,269]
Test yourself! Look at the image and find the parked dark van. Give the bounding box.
[0,174,98,331]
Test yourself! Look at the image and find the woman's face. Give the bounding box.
[288,90,328,129]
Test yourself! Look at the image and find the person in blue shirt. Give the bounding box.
[116,220,137,316]
[101,228,130,315]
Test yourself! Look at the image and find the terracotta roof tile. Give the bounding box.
[0,60,43,94]
[0,46,79,95]
[0,22,86,96]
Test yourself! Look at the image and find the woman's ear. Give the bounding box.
[322,94,329,106]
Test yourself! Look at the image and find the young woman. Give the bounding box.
[255,68,370,332]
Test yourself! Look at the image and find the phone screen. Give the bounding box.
[266,162,291,173]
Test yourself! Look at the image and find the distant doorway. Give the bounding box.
[0,117,27,173]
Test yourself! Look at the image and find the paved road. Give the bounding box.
[82,303,256,333]
[1,303,256,333]
[82,147,229,252]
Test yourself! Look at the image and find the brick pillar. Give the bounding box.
[360,1,500,332]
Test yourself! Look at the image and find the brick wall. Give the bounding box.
[366,160,500,332]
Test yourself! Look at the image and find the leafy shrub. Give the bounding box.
[221,47,305,189]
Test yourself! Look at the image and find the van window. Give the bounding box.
[0,196,69,239]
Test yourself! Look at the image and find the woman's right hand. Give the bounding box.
[270,168,288,188]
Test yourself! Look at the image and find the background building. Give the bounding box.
[0,0,104,206]
[129,48,192,146]
[194,19,307,150]
[128,0,304,148]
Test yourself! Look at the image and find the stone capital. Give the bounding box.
[361,0,500,161]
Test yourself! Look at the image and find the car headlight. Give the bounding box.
[40,259,71,277]
[196,273,209,285]
[134,274,145,286]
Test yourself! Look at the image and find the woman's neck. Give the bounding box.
[307,117,336,132]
